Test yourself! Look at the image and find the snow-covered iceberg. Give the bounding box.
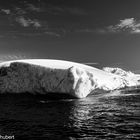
[0,59,140,98]
[103,67,140,87]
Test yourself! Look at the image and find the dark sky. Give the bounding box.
[0,0,140,71]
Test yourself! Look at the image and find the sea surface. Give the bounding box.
[0,90,140,140]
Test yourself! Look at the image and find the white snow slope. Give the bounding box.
[103,67,140,87]
[0,59,140,98]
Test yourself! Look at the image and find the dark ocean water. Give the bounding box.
[0,90,140,140]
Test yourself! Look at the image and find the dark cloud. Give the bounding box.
[0,27,64,38]
[44,5,87,16]
[25,3,41,12]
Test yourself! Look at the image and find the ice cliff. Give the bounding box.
[0,59,140,98]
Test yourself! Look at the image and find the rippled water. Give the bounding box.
[0,90,140,140]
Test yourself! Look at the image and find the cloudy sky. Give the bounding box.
[0,0,140,71]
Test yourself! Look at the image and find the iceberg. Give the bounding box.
[103,67,140,87]
[0,59,140,98]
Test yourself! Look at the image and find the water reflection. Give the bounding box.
[69,97,98,128]
[67,91,140,139]
[0,91,140,139]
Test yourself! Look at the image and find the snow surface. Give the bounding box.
[103,67,134,77]
[0,59,140,98]
[103,67,140,87]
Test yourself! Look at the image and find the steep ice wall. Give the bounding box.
[0,61,95,98]
[0,59,140,98]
